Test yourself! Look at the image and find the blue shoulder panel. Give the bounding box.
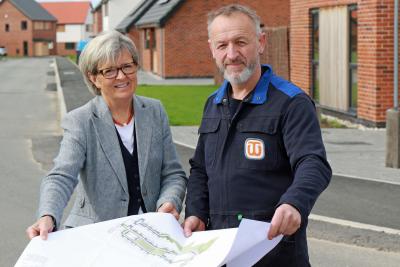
[213,65,301,104]
[270,75,303,98]
[213,80,228,104]
[250,65,273,104]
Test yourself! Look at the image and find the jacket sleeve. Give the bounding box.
[278,94,332,221]
[155,102,188,213]
[38,112,87,228]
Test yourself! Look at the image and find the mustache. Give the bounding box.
[223,58,245,66]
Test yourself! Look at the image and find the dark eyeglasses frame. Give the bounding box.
[97,62,138,79]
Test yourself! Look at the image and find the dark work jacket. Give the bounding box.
[185,65,332,267]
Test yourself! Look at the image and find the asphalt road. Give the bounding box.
[1,57,400,267]
[0,58,61,266]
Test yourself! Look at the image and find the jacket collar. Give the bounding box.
[213,64,273,105]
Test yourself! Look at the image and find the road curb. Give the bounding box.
[308,216,400,252]
[53,57,66,120]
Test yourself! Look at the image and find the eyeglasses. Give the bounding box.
[97,62,137,79]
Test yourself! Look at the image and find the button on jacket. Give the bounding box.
[185,65,332,266]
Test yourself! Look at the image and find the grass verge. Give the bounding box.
[136,84,218,125]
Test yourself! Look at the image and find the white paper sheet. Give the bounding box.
[15,213,282,267]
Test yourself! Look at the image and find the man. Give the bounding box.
[76,39,88,64]
[183,4,332,266]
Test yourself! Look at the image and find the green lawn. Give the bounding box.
[136,85,218,125]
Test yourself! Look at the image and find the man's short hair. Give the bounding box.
[207,4,262,38]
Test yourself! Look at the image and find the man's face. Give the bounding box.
[208,13,265,85]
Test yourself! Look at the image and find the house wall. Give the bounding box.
[56,24,88,56]
[83,9,93,39]
[32,23,57,56]
[92,8,102,35]
[57,24,85,43]
[154,28,163,75]
[127,27,141,64]
[291,0,398,125]
[104,0,141,30]
[0,0,56,56]
[0,0,33,56]
[161,0,290,78]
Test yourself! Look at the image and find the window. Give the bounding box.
[45,22,52,30]
[33,21,52,30]
[151,29,156,49]
[65,43,75,50]
[86,24,92,32]
[21,21,27,30]
[57,25,65,32]
[34,22,44,30]
[311,9,319,102]
[5,23,9,32]
[349,5,358,111]
[145,28,156,49]
[311,5,356,112]
[145,29,150,49]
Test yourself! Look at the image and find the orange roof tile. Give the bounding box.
[40,2,91,24]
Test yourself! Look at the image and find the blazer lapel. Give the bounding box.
[134,96,153,185]
[91,96,128,194]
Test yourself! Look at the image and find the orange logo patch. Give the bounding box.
[245,138,265,160]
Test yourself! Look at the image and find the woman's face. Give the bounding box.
[89,48,137,104]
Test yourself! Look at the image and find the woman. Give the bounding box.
[27,31,187,239]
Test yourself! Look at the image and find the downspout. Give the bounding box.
[161,28,164,78]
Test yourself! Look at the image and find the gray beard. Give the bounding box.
[220,60,258,85]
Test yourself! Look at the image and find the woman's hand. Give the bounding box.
[157,202,180,220]
[26,215,55,240]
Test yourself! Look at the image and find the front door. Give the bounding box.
[23,41,28,56]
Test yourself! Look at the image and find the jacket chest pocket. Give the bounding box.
[198,118,220,168]
[236,117,281,171]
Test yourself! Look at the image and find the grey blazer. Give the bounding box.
[38,95,187,228]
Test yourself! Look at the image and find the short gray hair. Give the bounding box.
[79,30,139,95]
[207,4,262,38]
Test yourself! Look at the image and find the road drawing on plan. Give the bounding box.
[112,218,217,266]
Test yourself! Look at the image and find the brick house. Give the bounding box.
[291,0,399,127]
[0,0,57,56]
[40,1,93,56]
[118,0,290,79]
[116,0,155,66]
[91,1,102,36]
[100,0,141,31]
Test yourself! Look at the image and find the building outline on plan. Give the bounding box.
[115,218,217,266]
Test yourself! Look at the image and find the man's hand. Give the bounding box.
[157,202,180,220]
[26,215,55,240]
[268,204,301,240]
[182,216,206,237]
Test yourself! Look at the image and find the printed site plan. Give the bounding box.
[15,213,282,267]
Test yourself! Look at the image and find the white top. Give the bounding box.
[115,117,134,154]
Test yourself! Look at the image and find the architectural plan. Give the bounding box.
[15,213,282,267]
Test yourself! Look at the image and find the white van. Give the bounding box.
[0,47,7,56]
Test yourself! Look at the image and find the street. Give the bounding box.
[0,57,60,266]
[1,57,400,267]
